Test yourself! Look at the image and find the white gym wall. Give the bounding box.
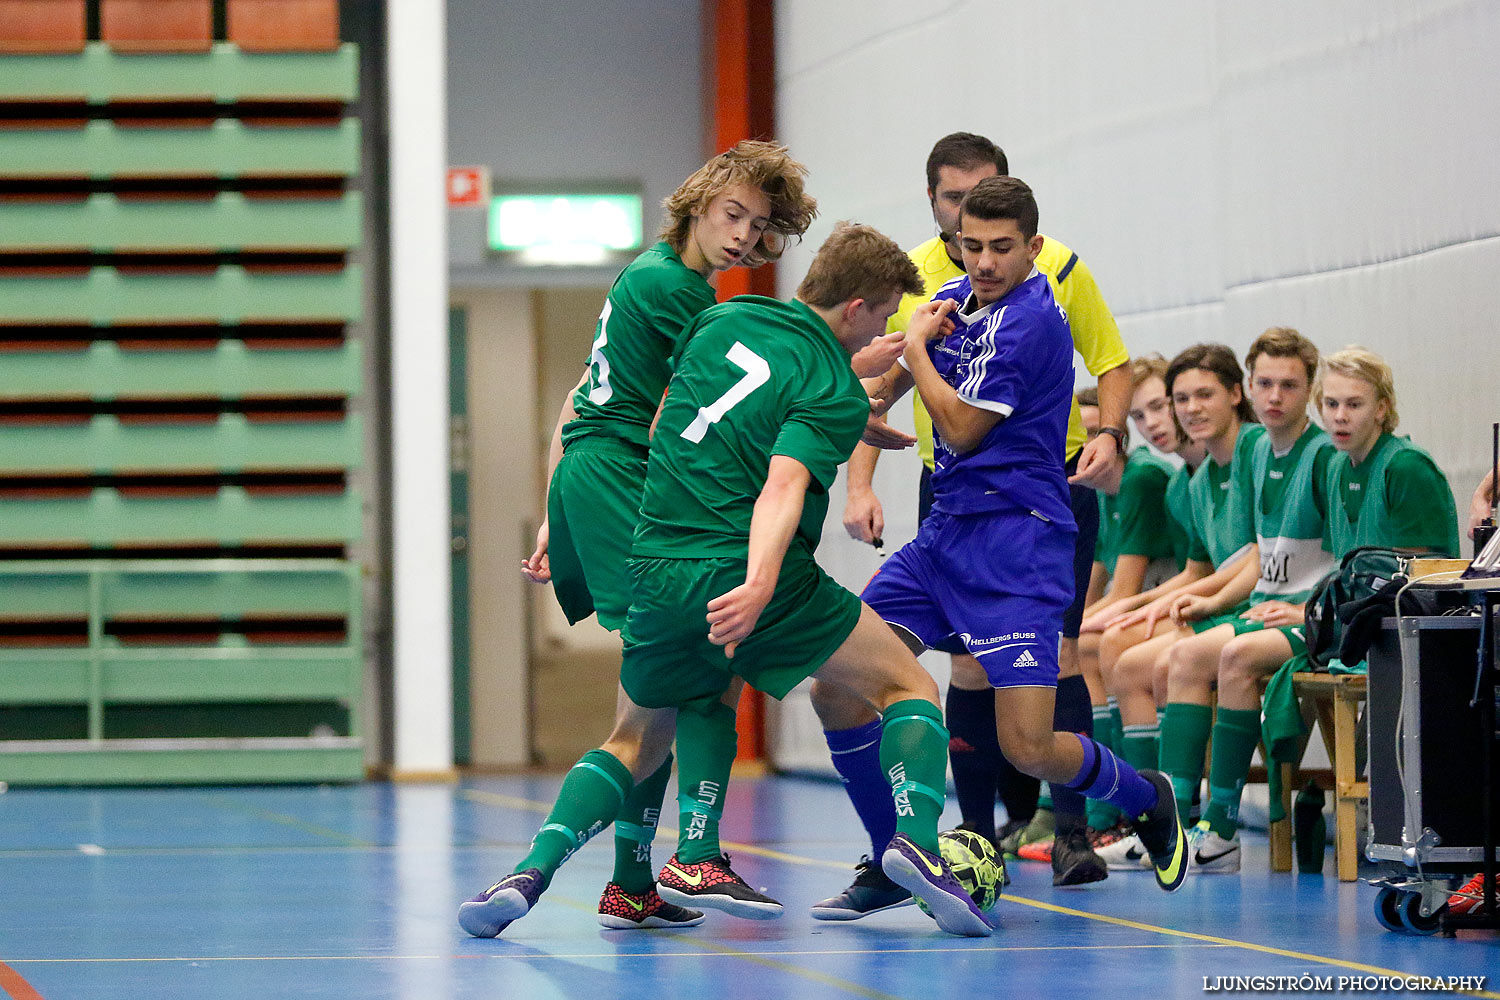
[769,0,1500,773]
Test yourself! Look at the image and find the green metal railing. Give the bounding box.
[0,192,362,252]
[0,42,359,103]
[0,558,363,783]
[0,265,363,323]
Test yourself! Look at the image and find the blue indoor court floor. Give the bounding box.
[1,775,1495,1000]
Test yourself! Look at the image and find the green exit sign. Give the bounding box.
[488,193,643,263]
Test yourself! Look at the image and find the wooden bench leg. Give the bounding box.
[1269,759,1294,872]
[1333,687,1365,882]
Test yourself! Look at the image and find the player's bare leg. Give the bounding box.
[992,681,1187,893]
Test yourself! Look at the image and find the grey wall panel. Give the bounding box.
[446,0,705,279]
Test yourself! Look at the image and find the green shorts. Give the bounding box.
[1192,606,1309,657]
[619,547,862,711]
[547,436,648,633]
[1190,600,1252,634]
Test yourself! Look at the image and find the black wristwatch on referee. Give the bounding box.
[1097,426,1126,451]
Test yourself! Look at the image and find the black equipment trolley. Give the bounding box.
[1365,583,1500,935]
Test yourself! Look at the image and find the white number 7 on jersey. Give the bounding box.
[680,341,770,443]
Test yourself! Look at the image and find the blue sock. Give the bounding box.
[825,719,896,857]
[1063,733,1156,819]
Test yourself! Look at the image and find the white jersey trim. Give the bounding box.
[957,392,1014,416]
[958,305,1006,400]
[1219,541,1256,570]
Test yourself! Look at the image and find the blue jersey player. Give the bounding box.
[814,177,1187,915]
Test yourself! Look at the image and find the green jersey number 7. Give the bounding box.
[680,341,769,443]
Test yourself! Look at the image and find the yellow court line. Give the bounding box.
[682,938,910,1000]
[207,796,374,848]
[465,782,1500,998]
[459,789,551,814]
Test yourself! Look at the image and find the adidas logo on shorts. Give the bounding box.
[1012,649,1039,668]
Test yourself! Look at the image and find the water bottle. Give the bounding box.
[1293,781,1327,874]
[1474,518,1495,558]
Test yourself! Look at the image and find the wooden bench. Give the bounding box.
[1265,672,1369,881]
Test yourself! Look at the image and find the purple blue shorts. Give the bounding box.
[861,508,1076,689]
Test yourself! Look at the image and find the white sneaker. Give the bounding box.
[1095,831,1153,870]
[1186,821,1241,873]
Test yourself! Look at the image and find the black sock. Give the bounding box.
[945,684,1000,840]
[996,751,1040,826]
[1050,675,1094,829]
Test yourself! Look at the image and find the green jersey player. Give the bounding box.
[489,142,817,932]
[1094,344,1262,863]
[1319,348,1459,559]
[1152,329,1336,869]
[1078,358,1186,841]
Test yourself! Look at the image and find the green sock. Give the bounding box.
[1085,796,1122,831]
[612,753,672,893]
[1086,703,1122,829]
[1095,702,1120,752]
[1121,722,1159,772]
[881,698,948,854]
[1159,702,1213,825]
[1203,707,1261,839]
[516,748,633,890]
[675,702,738,864]
[1109,697,1123,743]
[1037,782,1054,812]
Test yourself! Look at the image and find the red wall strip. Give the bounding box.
[705,0,777,760]
[0,962,45,1000]
[707,0,777,301]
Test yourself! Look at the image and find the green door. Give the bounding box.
[448,306,471,766]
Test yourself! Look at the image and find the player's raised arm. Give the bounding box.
[851,329,907,378]
[856,360,919,451]
[842,441,885,543]
[901,299,1002,454]
[706,455,811,657]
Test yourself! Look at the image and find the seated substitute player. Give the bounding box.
[824,177,1187,909]
[1073,363,1182,845]
[460,223,999,939]
[1082,361,1187,624]
[507,141,817,930]
[1078,361,1203,845]
[1078,360,1207,636]
[829,133,1130,905]
[1319,346,1459,559]
[1150,328,1336,872]
[1093,344,1263,867]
